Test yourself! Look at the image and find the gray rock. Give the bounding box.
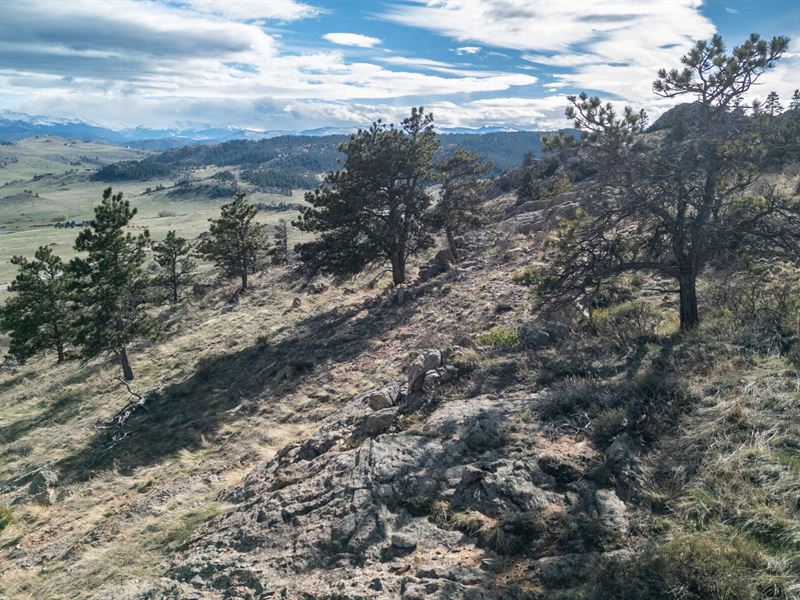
[605,432,639,483]
[152,392,562,599]
[391,533,417,549]
[536,552,603,587]
[358,408,397,436]
[359,384,401,411]
[307,280,328,294]
[594,489,628,538]
[407,350,443,393]
[536,550,631,588]
[29,469,58,505]
[517,324,551,349]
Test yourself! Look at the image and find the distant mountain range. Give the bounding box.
[0,111,535,150]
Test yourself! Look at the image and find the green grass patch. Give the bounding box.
[475,327,520,349]
[0,504,13,532]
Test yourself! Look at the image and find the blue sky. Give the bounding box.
[0,0,796,131]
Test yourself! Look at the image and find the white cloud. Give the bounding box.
[322,33,382,48]
[725,7,740,14]
[180,0,321,22]
[454,46,481,55]
[0,1,540,129]
[384,0,716,106]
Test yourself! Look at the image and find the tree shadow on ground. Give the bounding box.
[52,283,436,483]
[0,391,83,447]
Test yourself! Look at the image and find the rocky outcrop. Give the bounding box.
[138,349,630,599]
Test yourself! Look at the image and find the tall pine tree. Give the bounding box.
[295,107,438,285]
[153,230,194,303]
[431,148,492,261]
[0,246,73,363]
[70,187,154,380]
[196,192,270,292]
[270,219,291,265]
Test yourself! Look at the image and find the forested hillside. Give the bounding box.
[92,131,552,183]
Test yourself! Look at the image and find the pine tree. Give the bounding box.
[791,89,800,111]
[270,219,291,265]
[70,187,154,380]
[764,91,783,115]
[0,246,72,363]
[295,107,438,285]
[152,230,194,303]
[539,34,792,331]
[196,192,270,292]
[431,148,492,261]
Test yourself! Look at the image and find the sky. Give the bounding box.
[0,0,797,132]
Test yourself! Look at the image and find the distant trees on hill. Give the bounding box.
[241,168,318,191]
[92,158,171,181]
[91,130,555,189]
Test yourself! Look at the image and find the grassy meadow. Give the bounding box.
[0,136,310,292]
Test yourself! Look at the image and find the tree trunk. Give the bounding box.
[54,324,64,363]
[391,254,405,285]
[445,228,459,262]
[119,346,134,381]
[678,270,699,331]
[171,263,178,303]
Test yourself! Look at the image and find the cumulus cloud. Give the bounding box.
[0,1,540,128]
[180,0,321,22]
[384,0,716,107]
[1,0,789,132]
[322,33,382,48]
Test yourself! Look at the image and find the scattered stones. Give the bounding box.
[391,533,417,549]
[419,248,455,281]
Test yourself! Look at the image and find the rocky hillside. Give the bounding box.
[2,185,800,599]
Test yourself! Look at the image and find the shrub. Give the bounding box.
[512,266,541,287]
[587,531,775,600]
[475,327,520,349]
[591,301,660,347]
[158,210,176,218]
[706,262,800,356]
[0,504,13,532]
[591,406,629,446]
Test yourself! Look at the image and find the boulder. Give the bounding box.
[29,469,58,505]
[594,489,628,538]
[517,324,551,349]
[358,384,402,411]
[407,350,443,392]
[358,408,397,436]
